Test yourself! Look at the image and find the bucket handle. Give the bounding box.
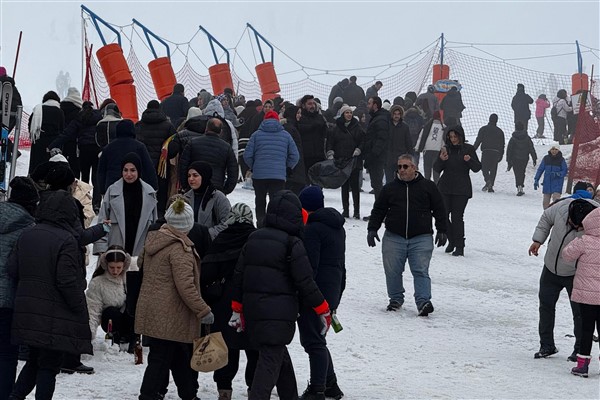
[81,5,121,47]
[132,19,171,60]
[246,23,274,65]
[198,26,230,65]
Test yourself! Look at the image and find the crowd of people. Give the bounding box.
[1,64,600,399]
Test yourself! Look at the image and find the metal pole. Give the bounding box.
[12,31,23,79]
[7,105,23,197]
[440,33,444,67]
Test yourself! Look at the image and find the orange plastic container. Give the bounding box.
[572,73,589,94]
[110,83,139,123]
[262,92,281,103]
[432,64,450,84]
[208,63,234,96]
[149,57,177,101]
[96,43,134,87]
[256,62,280,94]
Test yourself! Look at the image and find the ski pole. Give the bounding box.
[8,105,23,196]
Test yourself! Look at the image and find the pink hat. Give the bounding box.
[0,66,6,77]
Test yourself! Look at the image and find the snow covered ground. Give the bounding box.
[11,143,600,399]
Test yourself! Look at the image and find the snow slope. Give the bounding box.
[11,144,600,399]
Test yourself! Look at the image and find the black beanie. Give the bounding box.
[45,163,75,191]
[188,161,212,191]
[116,119,135,138]
[121,152,143,179]
[573,181,594,192]
[147,100,160,109]
[9,176,39,211]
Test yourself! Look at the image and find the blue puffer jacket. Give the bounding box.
[244,119,299,180]
[0,202,35,309]
[534,151,568,194]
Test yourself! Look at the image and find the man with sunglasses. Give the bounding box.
[367,154,447,316]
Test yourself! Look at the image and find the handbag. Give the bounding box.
[190,325,229,372]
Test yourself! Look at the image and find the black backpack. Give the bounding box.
[568,199,597,229]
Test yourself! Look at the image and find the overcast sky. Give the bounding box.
[1,0,599,108]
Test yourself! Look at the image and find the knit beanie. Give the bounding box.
[298,185,324,212]
[0,66,6,77]
[549,142,561,151]
[121,152,143,179]
[45,162,75,191]
[338,105,353,117]
[186,107,203,120]
[116,119,135,137]
[9,176,39,211]
[573,181,594,192]
[333,96,344,105]
[264,110,280,121]
[165,198,195,233]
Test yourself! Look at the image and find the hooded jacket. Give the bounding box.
[440,88,465,120]
[9,191,92,355]
[95,105,122,148]
[97,125,158,194]
[506,130,537,166]
[534,150,568,194]
[415,118,445,153]
[203,99,239,157]
[563,208,600,304]
[135,224,211,343]
[511,88,534,122]
[386,117,413,168]
[0,202,35,309]
[298,108,328,166]
[433,126,482,197]
[244,118,299,181]
[232,191,325,346]
[135,108,176,165]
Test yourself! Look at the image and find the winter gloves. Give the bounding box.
[326,150,335,160]
[534,181,539,190]
[228,312,245,333]
[367,230,380,247]
[313,300,331,336]
[200,311,215,325]
[435,232,448,247]
[352,148,361,157]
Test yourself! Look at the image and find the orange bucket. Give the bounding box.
[208,63,234,96]
[256,62,280,95]
[110,83,139,123]
[432,64,450,84]
[571,73,589,94]
[149,57,177,101]
[97,43,134,87]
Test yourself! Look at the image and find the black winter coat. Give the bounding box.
[178,132,238,194]
[386,119,413,168]
[97,129,158,194]
[403,108,425,146]
[342,82,366,107]
[327,117,365,170]
[50,109,103,149]
[201,222,256,350]
[440,89,465,121]
[328,81,346,109]
[511,89,534,122]
[368,172,447,238]
[506,130,537,166]
[303,208,346,310]
[298,109,328,165]
[473,122,505,162]
[28,105,64,175]
[363,108,391,167]
[167,116,206,158]
[9,191,92,355]
[283,122,307,187]
[135,109,176,165]
[433,129,481,198]
[160,93,190,125]
[232,191,325,346]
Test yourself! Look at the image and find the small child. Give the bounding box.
[562,206,600,377]
[533,143,568,209]
[86,245,136,352]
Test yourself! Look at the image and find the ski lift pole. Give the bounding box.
[440,33,444,67]
[246,23,274,64]
[80,5,121,47]
[7,105,23,197]
[198,26,230,65]
[132,19,171,59]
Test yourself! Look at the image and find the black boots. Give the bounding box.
[299,385,325,400]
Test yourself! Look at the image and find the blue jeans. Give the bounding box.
[382,231,433,307]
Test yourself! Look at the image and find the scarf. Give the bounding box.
[30,99,60,143]
[158,134,175,179]
[225,202,254,226]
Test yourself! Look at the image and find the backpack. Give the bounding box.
[568,199,597,229]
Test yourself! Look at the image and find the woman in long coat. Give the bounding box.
[28,91,64,175]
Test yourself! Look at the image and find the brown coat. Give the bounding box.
[135,224,211,343]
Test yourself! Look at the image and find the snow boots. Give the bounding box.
[571,354,591,377]
[516,185,525,196]
[299,384,325,400]
[534,345,559,359]
[325,377,344,400]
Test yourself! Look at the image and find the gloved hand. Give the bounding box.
[533,160,537,167]
[319,310,332,336]
[228,311,245,333]
[534,181,539,190]
[326,150,335,160]
[352,148,361,157]
[367,230,380,247]
[434,232,447,247]
[200,311,214,325]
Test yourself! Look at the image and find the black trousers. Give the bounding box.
[553,117,567,143]
[511,158,528,188]
[341,168,360,214]
[480,150,500,187]
[422,151,440,183]
[297,308,336,391]
[139,338,196,400]
[536,116,545,137]
[580,304,600,356]
[367,159,384,200]
[10,347,63,400]
[250,345,298,400]
[441,194,469,249]
[79,144,101,209]
[0,308,18,400]
[214,349,259,391]
[253,179,285,228]
[538,268,581,352]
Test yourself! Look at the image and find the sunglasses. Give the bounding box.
[397,164,412,170]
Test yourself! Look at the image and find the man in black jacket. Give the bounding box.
[297,95,327,176]
[160,83,189,126]
[342,76,366,107]
[363,96,390,211]
[367,154,447,316]
[385,105,413,184]
[511,83,534,133]
[473,113,505,193]
[178,118,238,195]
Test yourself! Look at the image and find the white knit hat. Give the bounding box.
[549,142,560,151]
[165,198,195,233]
